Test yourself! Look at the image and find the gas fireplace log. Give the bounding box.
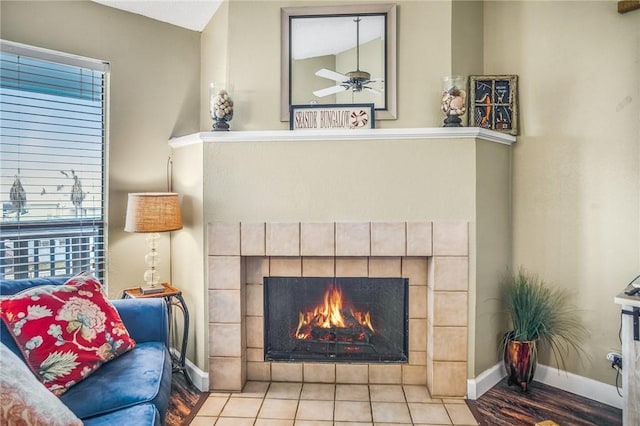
[310,326,373,343]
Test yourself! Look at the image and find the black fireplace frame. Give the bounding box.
[263,276,409,363]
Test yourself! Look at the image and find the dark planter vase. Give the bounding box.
[504,339,537,392]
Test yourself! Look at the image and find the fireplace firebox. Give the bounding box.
[264,277,408,362]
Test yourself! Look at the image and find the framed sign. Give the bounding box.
[290,104,375,130]
[469,75,518,135]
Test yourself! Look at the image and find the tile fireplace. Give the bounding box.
[207,221,469,397]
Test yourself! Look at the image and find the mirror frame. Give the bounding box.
[280,3,397,122]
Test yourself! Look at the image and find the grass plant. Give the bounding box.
[501,267,587,371]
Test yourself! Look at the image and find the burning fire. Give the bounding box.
[295,283,375,342]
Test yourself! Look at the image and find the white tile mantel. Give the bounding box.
[169,127,516,148]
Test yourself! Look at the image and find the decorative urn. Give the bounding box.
[210,82,234,131]
[441,75,466,127]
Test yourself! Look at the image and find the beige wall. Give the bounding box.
[451,0,483,78]
[0,1,201,298]
[171,143,206,372]
[484,1,640,383]
[201,0,230,132]
[474,140,512,375]
[202,137,477,223]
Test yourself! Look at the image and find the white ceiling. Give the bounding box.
[92,1,384,59]
[92,0,223,32]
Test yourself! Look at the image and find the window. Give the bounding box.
[0,40,109,281]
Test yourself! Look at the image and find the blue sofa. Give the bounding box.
[0,277,172,426]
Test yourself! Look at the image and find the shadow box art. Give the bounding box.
[469,75,518,135]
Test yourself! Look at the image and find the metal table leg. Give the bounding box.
[167,293,193,387]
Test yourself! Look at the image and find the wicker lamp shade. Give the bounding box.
[124,192,182,233]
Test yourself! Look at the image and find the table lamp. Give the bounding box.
[124,192,182,294]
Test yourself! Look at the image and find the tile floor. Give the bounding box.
[190,382,479,426]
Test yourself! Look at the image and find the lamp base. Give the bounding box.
[140,285,165,295]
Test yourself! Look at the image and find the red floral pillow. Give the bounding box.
[0,273,136,395]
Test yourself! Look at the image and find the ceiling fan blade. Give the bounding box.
[364,87,381,95]
[313,85,348,97]
[368,77,384,82]
[315,68,349,83]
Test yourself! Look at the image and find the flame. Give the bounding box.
[295,283,375,341]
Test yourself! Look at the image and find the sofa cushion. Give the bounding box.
[0,273,136,395]
[0,276,69,296]
[0,342,83,426]
[60,341,171,423]
[83,403,161,426]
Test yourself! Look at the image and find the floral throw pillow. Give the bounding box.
[0,273,136,395]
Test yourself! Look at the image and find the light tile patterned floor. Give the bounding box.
[190,382,479,426]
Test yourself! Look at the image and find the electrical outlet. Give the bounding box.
[606,352,621,362]
[606,352,622,369]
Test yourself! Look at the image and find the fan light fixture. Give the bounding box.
[313,17,382,98]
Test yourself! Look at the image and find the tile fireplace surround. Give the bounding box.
[208,221,469,398]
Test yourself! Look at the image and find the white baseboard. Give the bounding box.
[534,364,622,409]
[184,356,209,393]
[467,362,506,400]
[467,362,623,410]
[170,348,209,393]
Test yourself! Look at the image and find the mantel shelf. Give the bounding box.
[169,127,516,148]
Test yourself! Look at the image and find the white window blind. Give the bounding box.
[0,40,109,281]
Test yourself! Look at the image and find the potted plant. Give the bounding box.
[501,267,587,391]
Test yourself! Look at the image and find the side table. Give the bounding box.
[122,283,192,386]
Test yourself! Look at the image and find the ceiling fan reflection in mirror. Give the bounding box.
[313,17,383,98]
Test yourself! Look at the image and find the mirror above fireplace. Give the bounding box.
[280,3,397,122]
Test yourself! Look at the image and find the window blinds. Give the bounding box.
[0,40,109,281]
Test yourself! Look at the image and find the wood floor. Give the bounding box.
[466,379,622,426]
[166,372,208,426]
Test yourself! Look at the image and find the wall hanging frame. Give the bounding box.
[469,75,518,135]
